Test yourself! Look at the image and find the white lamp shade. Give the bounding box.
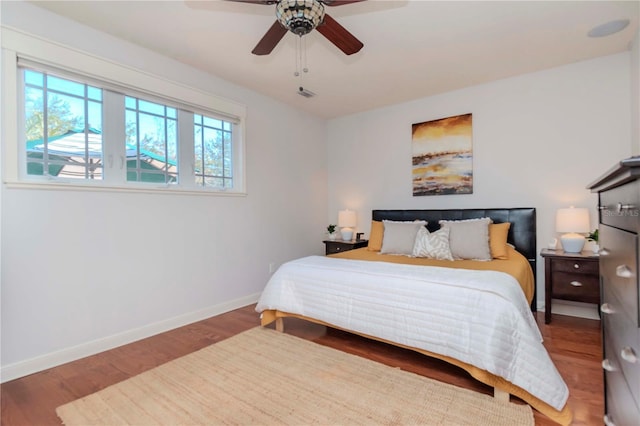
[556,207,590,233]
[338,210,357,228]
[556,207,590,253]
[338,209,357,241]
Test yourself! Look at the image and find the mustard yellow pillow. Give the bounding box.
[489,222,511,259]
[368,220,384,251]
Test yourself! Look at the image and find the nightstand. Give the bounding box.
[540,248,600,324]
[323,239,368,255]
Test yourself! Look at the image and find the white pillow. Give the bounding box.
[439,217,491,261]
[380,220,427,255]
[412,226,454,260]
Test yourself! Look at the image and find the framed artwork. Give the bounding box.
[411,113,473,196]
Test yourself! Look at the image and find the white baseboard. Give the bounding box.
[0,293,261,383]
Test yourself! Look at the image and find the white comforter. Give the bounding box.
[256,255,568,411]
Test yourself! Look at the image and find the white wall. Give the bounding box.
[0,2,328,381]
[327,53,632,312]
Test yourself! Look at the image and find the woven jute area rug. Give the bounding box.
[57,326,533,425]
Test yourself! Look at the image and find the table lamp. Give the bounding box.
[338,209,357,241]
[556,207,590,253]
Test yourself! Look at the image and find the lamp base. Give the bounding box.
[341,228,354,241]
[560,233,586,253]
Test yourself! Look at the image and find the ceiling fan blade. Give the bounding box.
[315,13,363,55]
[224,0,276,4]
[252,21,288,55]
[322,0,366,6]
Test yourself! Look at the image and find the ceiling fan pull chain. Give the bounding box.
[302,36,309,74]
[294,35,301,77]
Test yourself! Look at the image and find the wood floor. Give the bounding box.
[1,305,603,426]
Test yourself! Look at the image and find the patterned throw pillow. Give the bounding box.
[412,226,454,260]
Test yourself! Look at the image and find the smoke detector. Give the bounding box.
[298,87,315,98]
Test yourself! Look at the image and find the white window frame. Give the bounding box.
[2,27,247,195]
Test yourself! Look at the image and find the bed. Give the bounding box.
[256,208,572,425]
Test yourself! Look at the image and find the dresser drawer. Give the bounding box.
[553,272,599,303]
[602,297,640,406]
[600,225,639,326]
[551,258,599,275]
[600,182,640,232]
[604,347,640,426]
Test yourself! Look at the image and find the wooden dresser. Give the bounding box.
[588,156,640,426]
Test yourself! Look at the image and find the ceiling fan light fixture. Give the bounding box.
[276,0,325,36]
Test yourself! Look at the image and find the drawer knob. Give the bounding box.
[604,414,616,426]
[573,263,580,269]
[615,265,632,278]
[602,359,616,371]
[621,347,638,364]
[600,303,614,314]
[569,281,583,287]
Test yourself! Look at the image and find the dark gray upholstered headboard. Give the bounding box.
[372,208,537,311]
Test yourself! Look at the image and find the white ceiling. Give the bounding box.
[31,0,639,119]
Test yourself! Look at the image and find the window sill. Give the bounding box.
[3,180,247,197]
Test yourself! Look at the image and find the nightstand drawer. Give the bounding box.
[323,240,368,255]
[325,242,346,254]
[551,258,599,275]
[553,272,600,303]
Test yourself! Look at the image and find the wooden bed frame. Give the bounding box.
[261,208,572,425]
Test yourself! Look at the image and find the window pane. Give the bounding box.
[87,86,102,101]
[167,119,177,165]
[125,96,136,109]
[223,133,232,177]
[203,116,222,129]
[24,68,103,180]
[49,92,84,134]
[126,96,178,183]
[88,100,102,131]
[194,113,233,188]
[138,99,165,116]
[24,86,44,142]
[25,70,43,87]
[47,75,85,97]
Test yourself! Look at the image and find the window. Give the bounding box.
[4,28,246,194]
[24,69,104,180]
[17,65,242,192]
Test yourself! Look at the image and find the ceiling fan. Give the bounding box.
[227,0,365,56]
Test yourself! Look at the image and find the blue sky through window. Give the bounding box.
[24,70,103,134]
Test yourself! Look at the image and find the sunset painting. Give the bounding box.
[411,113,473,196]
